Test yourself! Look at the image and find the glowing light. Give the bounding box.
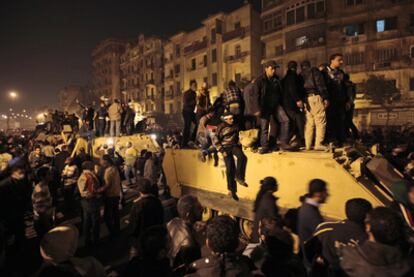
[106,138,114,145]
[150,134,157,140]
[9,91,18,99]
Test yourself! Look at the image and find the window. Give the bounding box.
[175,45,181,57]
[346,0,363,6]
[344,23,365,36]
[410,14,414,27]
[316,0,325,12]
[307,3,316,19]
[287,10,295,25]
[174,64,180,74]
[212,73,218,86]
[263,13,283,33]
[191,58,196,70]
[235,73,241,84]
[211,28,216,43]
[296,7,305,23]
[344,52,365,65]
[169,104,174,113]
[376,17,397,32]
[176,81,181,94]
[203,55,208,67]
[275,45,284,56]
[296,36,308,47]
[234,21,241,29]
[235,45,241,57]
[203,77,208,84]
[410,78,414,91]
[375,48,399,62]
[410,46,414,58]
[212,49,217,63]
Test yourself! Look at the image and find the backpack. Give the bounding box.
[84,171,100,195]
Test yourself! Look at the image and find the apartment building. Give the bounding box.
[163,4,262,115]
[261,0,414,127]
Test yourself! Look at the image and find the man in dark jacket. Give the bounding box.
[167,195,203,274]
[182,80,198,148]
[301,60,330,151]
[323,53,349,147]
[340,207,414,277]
[123,103,135,135]
[186,215,255,277]
[213,113,247,200]
[243,78,260,130]
[128,178,164,257]
[311,198,372,275]
[96,101,108,137]
[282,61,306,147]
[254,60,292,154]
[297,179,329,269]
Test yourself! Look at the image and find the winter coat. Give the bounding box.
[323,66,348,104]
[196,90,211,115]
[340,240,414,277]
[243,82,260,116]
[108,102,122,121]
[301,67,329,99]
[282,70,306,112]
[213,122,240,152]
[183,89,197,113]
[253,74,283,116]
[222,86,243,106]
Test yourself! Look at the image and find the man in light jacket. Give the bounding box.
[108,99,122,137]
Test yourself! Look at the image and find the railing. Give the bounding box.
[224,51,249,62]
[184,39,208,55]
[222,27,246,42]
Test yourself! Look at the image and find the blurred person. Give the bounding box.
[252,177,281,243]
[301,60,329,151]
[123,226,171,277]
[61,157,79,218]
[123,102,135,135]
[340,207,414,276]
[186,215,254,276]
[243,78,260,130]
[254,60,293,154]
[124,142,137,185]
[53,145,70,176]
[344,74,359,141]
[196,82,211,122]
[181,80,198,148]
[29,145,46,168]
[297,179,329,270]
[42,141,55,158]
[108,99,122,137]
[222,80,243,128]
[282,60,306,147]
[128,178,164,258]
[98,154,121,239]
[213,112,247,201]
[143,152,159,196]
[136,149,148,177]
[390,181,414,245]
[96,101,108,137]
[32,167,55,238]
[77,161,102,246]
[167,195,203,273]
[38,225,106,277]
[311,198,372,276]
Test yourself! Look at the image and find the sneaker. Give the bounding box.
[259,147,270,154]
[314,145,329,151]
[213,153,219,167]
[227,191,239,201]
[279,143,298,151]
[235,178,248,187]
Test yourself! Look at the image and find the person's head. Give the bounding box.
[345,198,372,226]
[138,225,170,261]
[300,60,311,70]
[144,151,152,159]
[260,176,278,193]
[114,99,119,104]
[177,195,203,223]
[221,113,234,125]
[37,166,52,183]
[81,161,94,171]
[137,178,153,195]
[206,215,239,254]
[100,154,113,168]
[308,179,329,203]
[329,53,344,69]
[189,80,197,91]
[228,80,236,88]
[35,146,41,155]
[140,149,147,157]
[263,60,278,78]
[201,82,208,90]
[287,60,298,71]
[10,165,26,181]
[365,207,404,246]
[100,101,105,107]
[40,225,79,265]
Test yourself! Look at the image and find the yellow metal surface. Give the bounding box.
[163,149,385,221]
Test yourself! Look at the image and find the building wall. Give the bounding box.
[92,39,126,101]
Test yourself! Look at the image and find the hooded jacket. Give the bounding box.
[340,240,414,277]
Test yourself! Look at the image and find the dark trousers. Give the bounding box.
[182,110,197,147]
[223,145,247,193]
[104,196,120,238]
[260,105,290,148]
[285,109,305,141]
[63,184,76,218]
[81,198,101,245]
[345,106,359,140]
[97,119,106,137]
[34,214,53,239]
[327,104,346,146]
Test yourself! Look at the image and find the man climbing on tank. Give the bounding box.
[213,112,247,201]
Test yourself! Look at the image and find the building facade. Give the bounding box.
[92,39,126,101]
[163,4,262,115]
[58,85,94,114]
[120,35,165,114]
[261,0,414,128]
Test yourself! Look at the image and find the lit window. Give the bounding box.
[410,78,414,91]
[296,36,308,47]
[376,17,397,32]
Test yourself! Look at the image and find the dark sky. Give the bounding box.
[0,0,259,113]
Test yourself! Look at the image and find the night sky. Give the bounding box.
[0,0,258,114]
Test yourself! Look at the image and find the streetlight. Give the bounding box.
[9,91,18,99]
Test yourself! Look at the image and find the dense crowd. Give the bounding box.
[0,52,414,277]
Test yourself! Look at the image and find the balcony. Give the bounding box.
[222,27,246,42]
[184,39,208,55]
[224,51,249,63]
[165,91,174,99]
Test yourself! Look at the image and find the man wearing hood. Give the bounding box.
[340,207,414,277]
[38,225,106,276]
